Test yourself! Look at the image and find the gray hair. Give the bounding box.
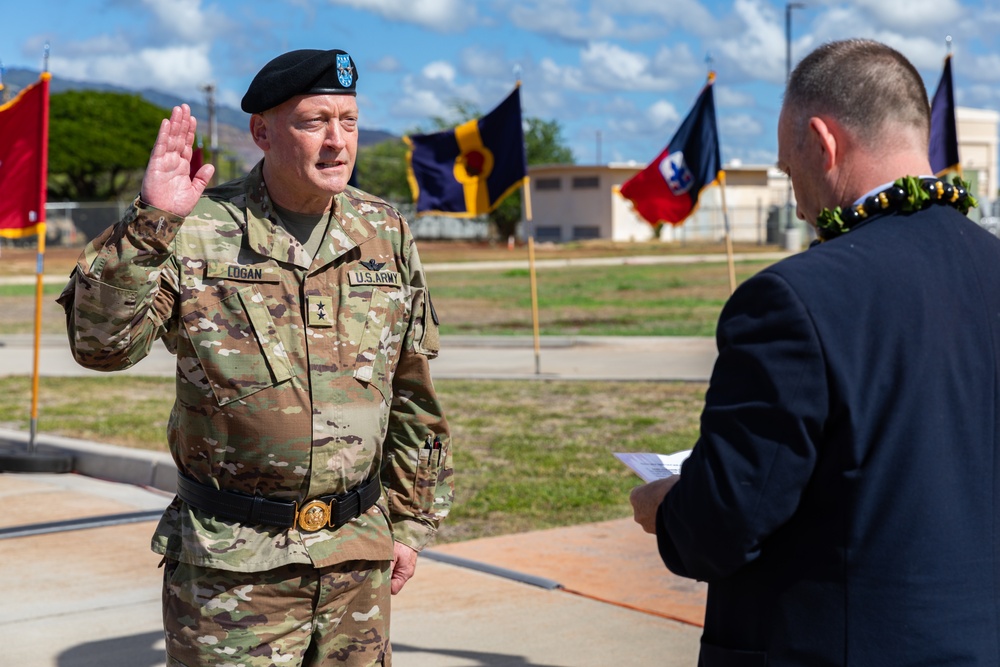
[784,39,930,147]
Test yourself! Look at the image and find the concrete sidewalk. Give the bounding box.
[0,334,715,665]
[0,334,718,382]
[0,471,703,667]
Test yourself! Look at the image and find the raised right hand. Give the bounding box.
[140,104,216,218]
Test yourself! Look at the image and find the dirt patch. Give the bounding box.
[0,246,81,277]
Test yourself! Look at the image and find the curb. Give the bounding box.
[0,427,176,493]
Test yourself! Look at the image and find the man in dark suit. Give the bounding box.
[630,39,1000,666]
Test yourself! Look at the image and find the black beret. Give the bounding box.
[241,49,358,113]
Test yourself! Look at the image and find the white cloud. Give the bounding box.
[458,47,516,81]
[50,44,213,94]
[711,0,786,84]
[650,43,705,85]
[390,63,486,128]
[804,5,960,72]
[964,83,1000,109]
[647,100,680,127]
[615,0,719,35]
[324,0,477,32]
[508,0,617,41]
[140,0,218,43]
[968,53,1000,84]
[720,113,763,138]
[715,86,757,109]
[539,57,587,91]
[392,87,451,126]
[605,97,680,143]
[504,0,717,42]
[539,42,695,94]
[422,61,457,83]
[847,0,964,32]
[580,43,660,89]
[368,55,402,73]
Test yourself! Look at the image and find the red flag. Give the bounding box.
[0,73,50,239]
[620,76,721,227]
[189,146,204,180]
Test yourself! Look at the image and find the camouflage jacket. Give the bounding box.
[58,162,453,572]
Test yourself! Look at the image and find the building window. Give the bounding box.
[535,226,562,243]
[572,226,601,240]
[571,176,600,189]
[536,178,561,191]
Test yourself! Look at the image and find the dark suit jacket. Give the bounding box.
[658,205,1000,666]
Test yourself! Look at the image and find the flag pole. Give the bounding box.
[514,71,541,375]
[0,46,71,473]
[718,170,736,294]
[704,66,736,294]
[0,60,4,261]
[525,178,541,375]
[29,49,52,453]
[945,36,962,179]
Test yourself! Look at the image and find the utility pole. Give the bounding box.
[785,3,804,85]
[199,83,217,184]
[784,2,805,235]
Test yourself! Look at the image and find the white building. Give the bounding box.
[957,106,999,206]
[526,162,789,244]
[526,106,999,243]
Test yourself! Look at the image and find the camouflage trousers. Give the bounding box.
[162,558,392,666]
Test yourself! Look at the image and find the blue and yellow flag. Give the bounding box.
[619,75,721,227]
[929,54,960,177]
[405,86,527,217]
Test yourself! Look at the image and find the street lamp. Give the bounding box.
[784,2,805,235]
[786,2,805,84]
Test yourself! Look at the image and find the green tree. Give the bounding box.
[48,90,168,201]
[491,116,575,241]
[354,138,411,202]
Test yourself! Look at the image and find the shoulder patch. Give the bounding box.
[348,268,402,287]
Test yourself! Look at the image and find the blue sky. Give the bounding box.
[3,0,999,168]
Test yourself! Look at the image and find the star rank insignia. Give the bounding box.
[307,295,334,327]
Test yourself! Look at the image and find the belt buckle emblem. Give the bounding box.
[297,500,330,532]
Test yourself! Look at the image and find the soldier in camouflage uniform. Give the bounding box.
[57,49,453,666]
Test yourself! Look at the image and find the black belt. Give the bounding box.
[176,472,382,532]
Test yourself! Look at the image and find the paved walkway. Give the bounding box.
[0,333,717,666]
[0,334,718,382]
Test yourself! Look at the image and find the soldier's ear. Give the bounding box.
[250,114,270,151]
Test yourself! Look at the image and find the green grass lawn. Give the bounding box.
[431,259,773,337]
[1,244,761,541]
[1,255,779,337]
[0,375,706,542]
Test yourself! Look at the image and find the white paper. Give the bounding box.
[614,450,692,483]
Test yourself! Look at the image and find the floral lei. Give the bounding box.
[815,175,978,241]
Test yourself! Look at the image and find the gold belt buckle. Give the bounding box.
[296,499,331,532]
